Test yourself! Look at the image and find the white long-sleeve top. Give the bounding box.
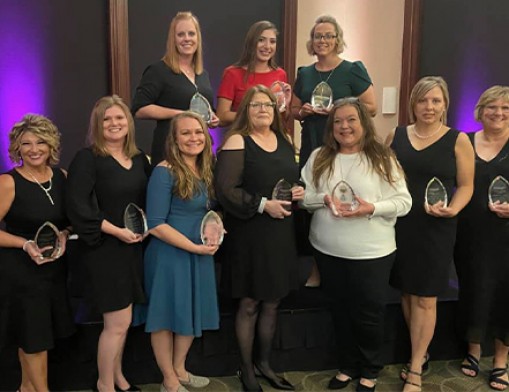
[301,149,412,259]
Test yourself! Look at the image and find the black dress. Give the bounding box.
[66,148,151,314]
[0,169,74,353]
[215,133,300,300]
[131,60,215,166]
[390,126,459,296]
[455,132,509,345]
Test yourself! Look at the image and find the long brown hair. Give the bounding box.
[312,98,401,188]
[164,111,214,200]
[162,11,204,75]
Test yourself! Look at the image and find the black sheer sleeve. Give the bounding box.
[214,149,262,220]
[66,148,104,247]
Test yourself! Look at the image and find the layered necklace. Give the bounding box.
[412,123,443,139]
[25,167,54,205]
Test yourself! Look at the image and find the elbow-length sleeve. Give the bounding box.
[66,148,104,247]
[214,149,262,219]
[146,166,174,230]
[131,63,164,115]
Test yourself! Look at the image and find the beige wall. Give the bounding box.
[294,0,405,148]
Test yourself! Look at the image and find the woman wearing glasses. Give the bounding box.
[455,86,509,391]
[215,85,303,391]
[291,14,376,287]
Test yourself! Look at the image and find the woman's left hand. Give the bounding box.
[282,82,292,111]
[489,201,509,218]
[209,112,220,128]
[424,201,457,217]
[339,196,375,218]
[291,185,305,201]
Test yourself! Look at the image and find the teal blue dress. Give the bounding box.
[133,166,219,336]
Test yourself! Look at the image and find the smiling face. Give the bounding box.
[103,105,129,144]
[413,86,446,126]
[18,131,51,168]
[175,18,198,57]
[332,105,364,153]
[312,22,337,57]
[175,116,206,159]
[255,29,277,64]
[248,92,275,130]
[481,98,509,133]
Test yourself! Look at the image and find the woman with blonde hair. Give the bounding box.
[132,11,219,166]
[387,76,475,392]
[67,95,151,392]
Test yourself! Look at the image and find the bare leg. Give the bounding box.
[305,259,321,287]
[490,339,509,390]
[151,330,181,392]
[173,334,195,380]
[461,342,481,377]
[18,349,48,392]
[236,297,260,389]
[96,305,132,392]
[403,295,437,392]
[114,337,130,389]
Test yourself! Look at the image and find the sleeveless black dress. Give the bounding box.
[0,169,74,353]
[215,133,300,300]
[390,127,459,296]
[455,132,509,344]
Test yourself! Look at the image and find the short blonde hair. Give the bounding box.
[474,85,509,121]
[306,15,346,56]
[409,76,450,124]
[8,114,61,165]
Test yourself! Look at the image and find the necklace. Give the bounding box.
[413,123,443,139]
[25,168,54,205]
[316,60,340,85]
[338,153,359,185]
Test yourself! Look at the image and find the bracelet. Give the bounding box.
[22,240,35,252]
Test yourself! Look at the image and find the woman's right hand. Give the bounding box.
[264,199,292,219]
[299,103,315,119]
[23,240,55,265]
[194,243,219,255]
[115,227,143,244]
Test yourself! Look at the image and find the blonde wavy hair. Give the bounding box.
[306,15,346,56]
[474,85,509,121]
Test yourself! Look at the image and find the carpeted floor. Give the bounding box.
[75,357,504,392]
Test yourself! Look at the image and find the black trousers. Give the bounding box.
[315,250,395,379]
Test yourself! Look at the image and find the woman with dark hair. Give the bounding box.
[301,98,411,392]
[216,20,291,127]
[134,111,220,392]
[66,95,151,392]
[132,11,219,166]
[455,86,509,391]
[387,76,474,392]
[0,114,74,392]
[215,85,303,391]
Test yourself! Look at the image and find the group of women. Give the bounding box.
[0,10,508,392]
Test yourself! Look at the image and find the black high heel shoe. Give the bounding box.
[254,364,294,391]
[237,369,263,392]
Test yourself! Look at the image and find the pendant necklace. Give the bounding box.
[316,63,338,85]
[337,153,358,194]
[413,123,443,139]
[26,168,54,205]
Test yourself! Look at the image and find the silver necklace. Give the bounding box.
[338,153,359,183]
[413,123,443,139]
[316,62,338,84]
[26,168,54,205]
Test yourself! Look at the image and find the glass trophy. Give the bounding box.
[332,180,359,211]
[311,81,333,111]
[189,92,212,124]
[488,175,509,204]
[200,210,225,246]
[272,178,293,211]
[425,177,448,207]
[270,81,286,113]
[34,221,61,259]
[124,203,148,235]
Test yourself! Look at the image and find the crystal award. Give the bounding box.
[124,203,148,235]
[332,180,359,211]
[488,175,509,204]
[34,221,61,259]
[270,81,286,113]
[425,177,448,207]
[200,210,225,246]
[311,81,333,111]
[272,178,293,211]
[189,92,212,124]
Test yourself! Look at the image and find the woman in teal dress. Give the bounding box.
[134,111,220,392]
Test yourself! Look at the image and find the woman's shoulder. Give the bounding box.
[221,133,245,150]
[296,63,316,75]
[222,65,244,77]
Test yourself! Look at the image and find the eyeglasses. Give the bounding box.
[484,104,509,114]
[249,102,276,110]
[313,33,337,41]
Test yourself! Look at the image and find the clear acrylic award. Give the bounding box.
[272,178,293,211]
[425,177,448,207]
[123,203,148,235]
[488,175,509,204]
[189,92,212,124]
[34,221,61,259]
[311,81,333,111]
[270,81,286,113]
[200,210,225,246]
[331,180,359,211]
